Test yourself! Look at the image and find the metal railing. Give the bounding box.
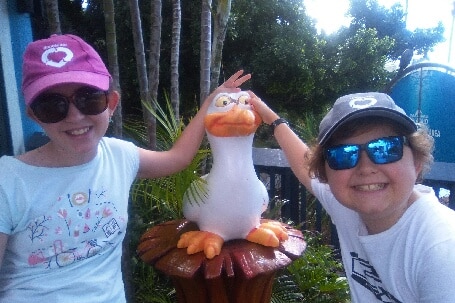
[253,147,340,249]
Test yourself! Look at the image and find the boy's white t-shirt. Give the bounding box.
[0,137,139,303]
[311,180,455,303]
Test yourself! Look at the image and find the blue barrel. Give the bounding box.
[389,63,455,163]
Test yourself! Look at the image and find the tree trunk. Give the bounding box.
[103,0,123,138]
[200,0,212,104]
[171,0,182,120]
[128,0,155,148]
[43,0,61,35]
[210,0,231,91]
[148,0,163,150]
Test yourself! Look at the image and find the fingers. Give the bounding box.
[246,92,278,125]
[204,70,251,104]
[247,90,263,109]
[232,73,251,87]
[223,69,251,88]
[200,70,251,109]
[248,90,258,98]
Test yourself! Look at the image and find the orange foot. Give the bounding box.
[177,231,224,259]
[246,221,289,247]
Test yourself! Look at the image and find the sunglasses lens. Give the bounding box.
[31,95,69,123]
[74,88,108,115]
[30,88,108,123]
[367,137,403,164]
[325,136,404,170]
[325,145,360,170]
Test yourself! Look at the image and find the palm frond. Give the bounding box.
[126,96,210,221]
[286,231,350,303]
[271,270,304,303]
[142,93,181,143]
[126,96,211,302]
[132,260,176,303]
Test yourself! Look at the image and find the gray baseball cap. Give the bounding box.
[318,92,417,145]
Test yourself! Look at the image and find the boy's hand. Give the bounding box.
[248,91,279,125]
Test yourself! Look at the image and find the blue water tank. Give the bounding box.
[388,63,455,181]
[389,63,455,164]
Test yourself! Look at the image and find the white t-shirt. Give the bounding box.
[0,137,139,303]
[311,180,455,303]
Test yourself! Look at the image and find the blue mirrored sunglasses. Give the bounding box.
[324,136,406,170]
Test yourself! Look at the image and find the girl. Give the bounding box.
[0,34,251,302]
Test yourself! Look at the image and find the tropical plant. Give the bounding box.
[131,261,176,303]
[125,97,210,221]
[285,231,350,303]
[270,271,303,303]
[262,197,349,303]
[124,98,209,302]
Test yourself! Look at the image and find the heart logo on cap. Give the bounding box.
[41,46,74,68]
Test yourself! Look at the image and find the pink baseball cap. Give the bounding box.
[22,34,112,105]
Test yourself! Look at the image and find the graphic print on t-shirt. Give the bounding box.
[350,252,402,303]
[26,187,125,269]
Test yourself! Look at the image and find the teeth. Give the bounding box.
[356,184,385,191]
[68,127,89,135]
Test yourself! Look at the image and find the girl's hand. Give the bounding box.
[204,70,252,105]
[219,69,251,90]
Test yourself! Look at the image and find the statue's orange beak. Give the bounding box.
[204,105,262,137]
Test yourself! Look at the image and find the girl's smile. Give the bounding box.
[22,84,119,167]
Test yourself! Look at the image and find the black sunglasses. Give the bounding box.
[30,87,108,123]
[324,136,406,170]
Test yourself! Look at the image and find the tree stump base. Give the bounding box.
[137,219,306,303]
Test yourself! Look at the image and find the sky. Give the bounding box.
[304,0,455,67]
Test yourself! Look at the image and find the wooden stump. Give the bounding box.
[137,219,306,303]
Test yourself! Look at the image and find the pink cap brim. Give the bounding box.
[24,71,111,105]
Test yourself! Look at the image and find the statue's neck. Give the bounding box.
[208,134,255,170]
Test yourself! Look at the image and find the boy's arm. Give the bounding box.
[248,92,314,194]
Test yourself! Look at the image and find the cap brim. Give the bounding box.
[24,71,111,105]
[319,107,417,145]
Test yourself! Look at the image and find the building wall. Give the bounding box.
[0,0,42,156]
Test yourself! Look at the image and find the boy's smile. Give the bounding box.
[325,125,422,234]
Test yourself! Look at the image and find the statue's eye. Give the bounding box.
[215,95,230,107]
[238,95,249,105]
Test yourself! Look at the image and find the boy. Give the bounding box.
[250,91,455,302]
